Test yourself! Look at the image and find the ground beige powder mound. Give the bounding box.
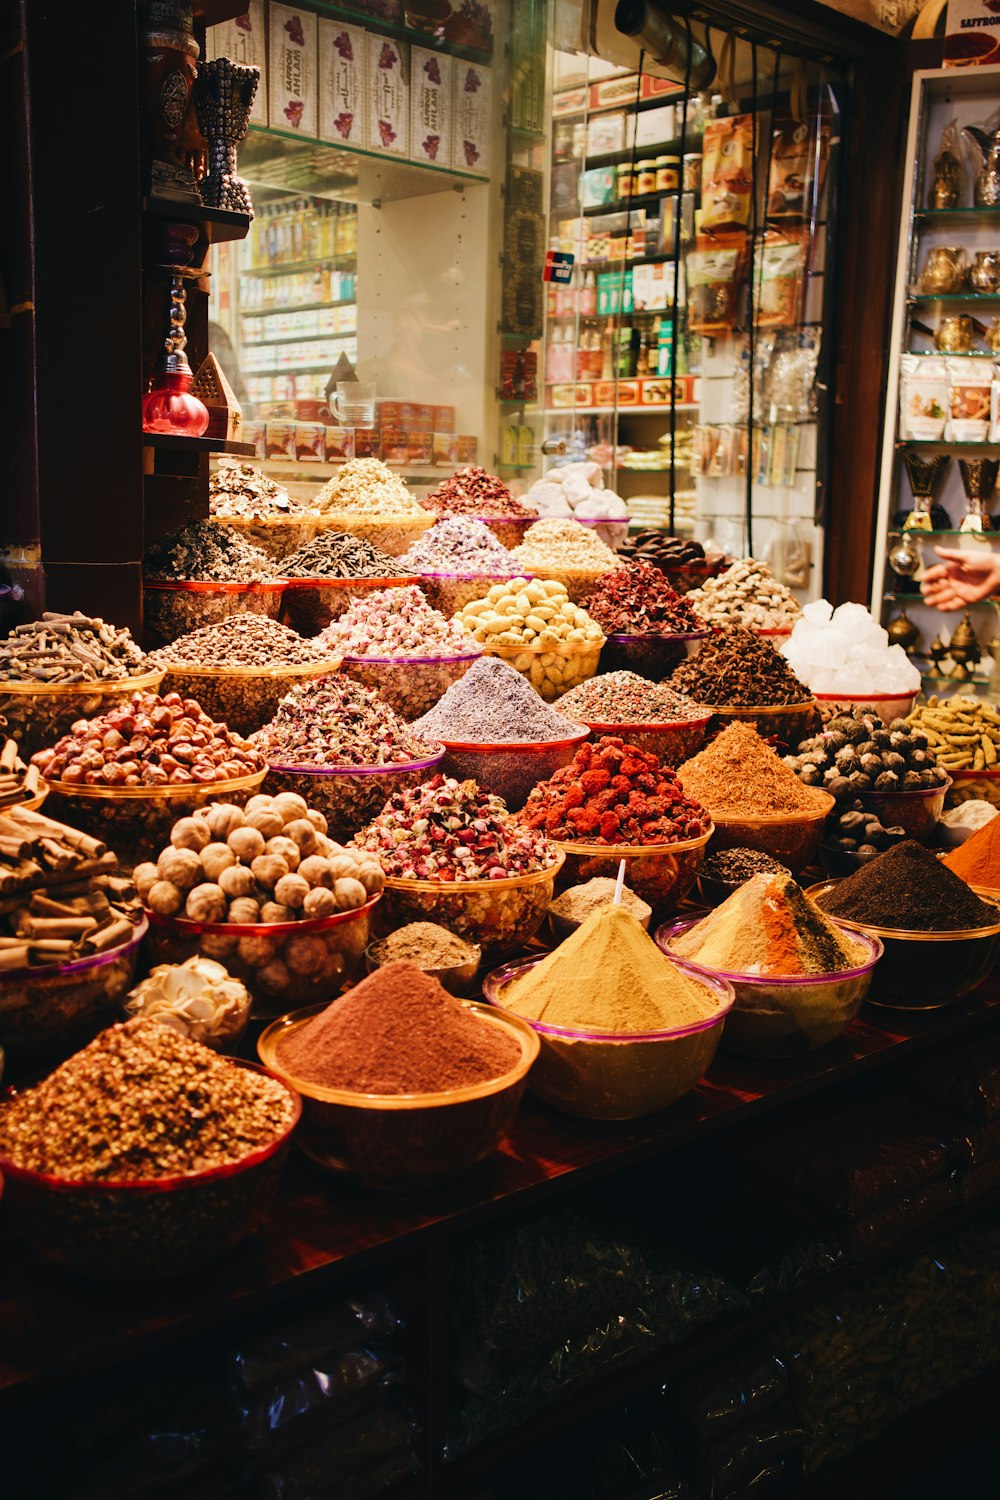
[670,872,869,976]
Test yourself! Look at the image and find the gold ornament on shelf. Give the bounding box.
[886,608,921,654]
[948,611,982,681]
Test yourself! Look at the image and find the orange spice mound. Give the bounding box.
[943,815,1000,890]
[677,722,830,817]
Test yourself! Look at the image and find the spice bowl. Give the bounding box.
[375,855,565,963]
[263,749,446,843]
[0,1062,300,1279]
[315,513,434,559]
[145,895,381,1018]
[601,630,712,679]
[157,660,342,739]
[0,669,167,760]
[661,557,728,594]
[656,916,883,1058]
[340,649,483,720]
[142,580,285,650]
[856,779,952,845]
[522,565,616,605]
[211,513,324,561]
[364,937,482,996]
[708,700,821,752]
[482,639,604,703]
[0,918,148,1077]
[708,794,835,876]
[806,879,1000,1009]
[479,517,535,552]
[945,769,1000,810]
[815,690,919,726]
[280,576,417,637]
[548,901,652,944]
[437,729,590,813]
[554,830,713,916]
[257,1001,538,1190]
[818,841,874,878]
[483,957,733,1120]
[416,572,532,619]
[573,714,712,767]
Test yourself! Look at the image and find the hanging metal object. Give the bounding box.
[613,1,717,91]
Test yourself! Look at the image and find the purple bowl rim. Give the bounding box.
[607,630,712,644]
[433,726,590,752]
[653,915,885,985]
[483,954,734,1040]
[0,914,149,983]
[412,570,533,582]
[267,747,445,776]
[340,648,484,665]
[857,776,953,800]
[280,574,418,589]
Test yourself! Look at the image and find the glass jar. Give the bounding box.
[616,163,634,199]
[683,153,702,191]
[655,155,680,191]
[636,160,656,195]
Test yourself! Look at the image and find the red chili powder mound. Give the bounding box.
[274,960,522,1094]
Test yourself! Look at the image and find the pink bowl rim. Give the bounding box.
[266,748,444,777]
[434,727,590,753]
[340,648,483,665]
[413,570,533,582]
[857,776,952,801]
[280,574,418,590]
[570,713,712,733]
[607,629,712,644]
[0,915,148,984]
[143,578,286,593]
[813,690,918,704]
[653,915,885,986]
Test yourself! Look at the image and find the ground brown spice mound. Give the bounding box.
[678,722,831,816]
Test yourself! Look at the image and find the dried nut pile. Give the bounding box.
[0,737,42,810]
[279,531,409,580]
[669,626,811,707]
[318,584,478,658]
[907,696,1000,772]
[678,722,832,817]
[313,458,428,517]
[510,518,619,572]
[700,847,790,886]
[135,792,383,922]
[0,613,149,684]
[521,736,712,845]
[458,579,603,699]
[32,691,264,787]
[618,532,708,570]
[143,520,275,583]
[825,801,908,861]
[397,518,518,573]
[355,775,560,881]
[786,710,948,795]
[254,677,438,767]
[125,956,250,1045]
[150,615,337,670]
[0,1018,297,1180]
[582,561,702,635]
[523,461,627,523]
[688,557,802,630]
[413,655,579,743]
[423,466,536,519]
[556,672,706,725]
[210,459,299,518]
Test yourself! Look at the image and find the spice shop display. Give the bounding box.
[697,845,791,906]
[422,466,538,550]
[582,561,706,676]
[258,962,538,1189]
[687,557,802,632]
[907,696,1000,806]
[556,671,711,765]
[254,676,444,839]
[781,601,921,708]
[397,517,525,616]
[142,520,286,648]
[144,520,275,584]
[367,922,482,996]
[124,956,251,1049]
[548,877,652,939]
[670,626,812,709]
[485,905,732,1119]
[210,459,321,559]
[457,577,604,702]
[278,530,417,635]
[356,775,562,959]
[0,1018,299,1277]
[617,532,725,593]
[0,614,164,758]
[943,813,1000,894]
[312,458,433,557]
[412,654,589,809]
[509,518,619,602]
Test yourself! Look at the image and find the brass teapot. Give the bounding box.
[963,125,1000,209]
[919,245,966,295]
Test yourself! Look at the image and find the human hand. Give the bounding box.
[920,547,1000,610]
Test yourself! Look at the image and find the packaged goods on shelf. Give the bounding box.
[269,4,318,138]
[318,18,366,151]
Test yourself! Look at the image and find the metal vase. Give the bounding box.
[194,57,260,216]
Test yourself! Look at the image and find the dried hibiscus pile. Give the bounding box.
[582,561,702,635]
[520,736,711,845]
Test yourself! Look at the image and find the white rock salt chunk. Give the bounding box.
[802,599,834,624]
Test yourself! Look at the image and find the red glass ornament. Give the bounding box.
[142,371,209,436]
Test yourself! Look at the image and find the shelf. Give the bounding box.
[897,440,1000,449]
[583,135,702,170]
[920,674,992,685]
[243,328,356,348]
[244,362,353,376]
[888,528,1000,537]
[582,191,687,217]
[242,124,486,207]
[543,404,699,416]
[910,292,1000,305]
[241,297,356,319]
[915,207,1000,225]
[903,350,997,358]
[142,197,251,246]
[142,433,255,456]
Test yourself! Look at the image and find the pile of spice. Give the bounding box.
[274,961,520,1093]
[700,847,790,886]
[581,562,702,636]
[318,585,478,658]
[678,722,831,817]
[557,672,706,726]
[458,578,603,650]
[943,815,1000,890]
[781,600,920,697]
[618,532,708,571]
[0,1018,297,1180]
[143,520,274,583]
[370,922,479,967]
[356,775,559,881]
[397,518,518,573]
[125,957,251,1047]
[549,877,652,927]
[669,626,811,707]
[32,691,263,787]
[313,458,429,517]
[423,466,536,520]
[0,736,42,811]
[669,873,869,976]
[907,696,1000,773]
[687,557,802,630]
[786,709,948,796]
[279,531,411,580]
[149,614,337,670]
[0,613,149,684]
[501,904,720,1032]
[816,841,1000,931]
[521,737,712,844]
[254,677,437,767]
[822,801,907,861]
[413,655,582,744]
[210,459,298,518]
[510,518,619,573]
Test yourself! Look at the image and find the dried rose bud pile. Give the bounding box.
[397,517,518,573]
[318,584,480,659]
[520,736,712,845]
[582,561,702,636]
[423,466,537,520]
[254,677,439,768]
[355,774,560,881]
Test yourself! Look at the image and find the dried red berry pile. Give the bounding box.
[582,562,702,636]
[520,737,711,845]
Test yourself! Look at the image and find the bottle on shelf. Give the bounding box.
[579,269,597,317]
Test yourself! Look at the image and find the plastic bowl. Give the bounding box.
[0,1060,300,1279]
[364,937,482,996]
[707,792,835,875]
[43,768,267,872]
[507,564,616,605]
[375,854,564,963]
[661,556,728,594]
[945,768,1000,810]
[575,516,629,551]
[483,638,604,703]
[416,572,532,619]
[753,625,796,641]
[210,513,324,560]
[264,748,446,842]
[0,918,147,1077]
[656,915,883,1058]
[315,512,434,558]
[705,700,821,751]
[856,778,952,844]
[0,668,166,759]
[279,575,417,637]
[554,829,713,915]
[436,728,590,812]
[815,690,919,725]
[157,659,342,738]
[572,714,712,767]
[142,579,285,650]
[601,630,711,678]
[340,649,483,719]
[818,841,876,878]
[145,895,380,1019]
[806,878,1000,1009]
[256,1000,537,1189]
[483,956,732,1120]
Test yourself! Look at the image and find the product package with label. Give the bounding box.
[366,33,408,156]
[948,356,992,441]
[454,61,492,176]
[207,0,267,126]
[269,4,318,137]
[318,19,366,149]
[754,231,809,328]
[410,48,453,167]
[701,115,754,231]
[768,113,832,221]
[899,353,949,441]
[687,234,748,334]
